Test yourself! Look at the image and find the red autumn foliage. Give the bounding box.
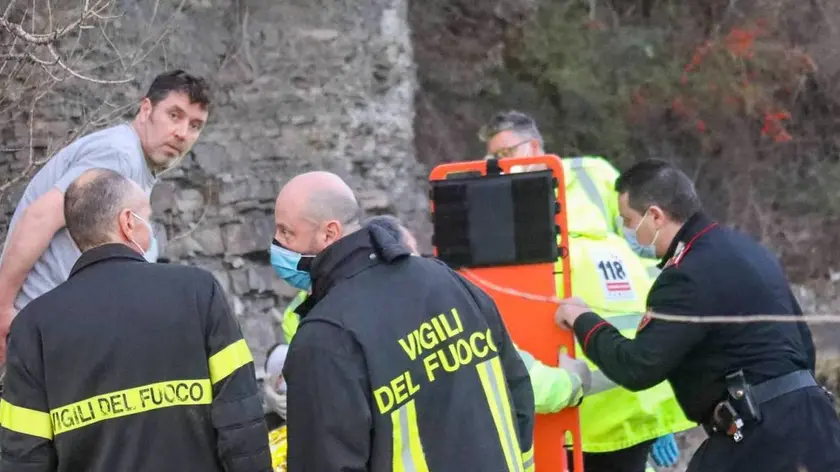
[665,20,805,143]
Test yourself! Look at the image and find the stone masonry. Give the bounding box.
[0,0,428,373]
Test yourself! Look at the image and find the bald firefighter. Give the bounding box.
[264,215,417,472]
[272,172,534,472]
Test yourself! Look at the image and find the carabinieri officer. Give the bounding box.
[555,159,840,472]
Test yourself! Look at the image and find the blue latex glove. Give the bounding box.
[650,434,679,467]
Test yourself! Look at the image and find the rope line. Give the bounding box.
[460,268,840,325]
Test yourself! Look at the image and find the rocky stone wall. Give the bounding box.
[0,0,427,373]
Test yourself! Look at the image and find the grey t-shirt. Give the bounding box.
[0,123,156,311]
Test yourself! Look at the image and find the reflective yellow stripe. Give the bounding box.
[0,399,53,440]
[209,339,253,384]
[569,158,613,232]
[522,445,534,472]
[391,399,429,472]
[477,357,525,472]
[50,379,212,436]
[490,357,525,468]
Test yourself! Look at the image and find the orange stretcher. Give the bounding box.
[428,155,583,472]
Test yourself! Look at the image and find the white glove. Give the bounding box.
[560,352,592,396]
[263,374,287,419]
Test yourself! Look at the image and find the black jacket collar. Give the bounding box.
[295,224,412,317]
[657,211,716,269]
[69,243,147,277]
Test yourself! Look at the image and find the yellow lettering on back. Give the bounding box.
[438,346,459,373]
[424,352,440,382]
[430,316,448,340]
[50,380,211,436]
[374,385,395,415]
[453,338,472,365]
[486,328,498,353]
[469,330,489,358]
[385,307,505,408]
[418,322,438,350]
[398,334,419,361]
[438,309,463,337]
[391,371,419,405]
[373,371,421,415]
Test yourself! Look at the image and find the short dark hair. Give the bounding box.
[615,159,702,223]
[64,168,134,251]
[144,69,211,110]
[364,215,405,242]
[478,110,544,147]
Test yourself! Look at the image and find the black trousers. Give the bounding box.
[566,440,654,472]
[688,387,840,472]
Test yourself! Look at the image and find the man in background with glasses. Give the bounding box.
[477,111,694,471]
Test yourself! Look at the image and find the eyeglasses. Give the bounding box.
[485,139,533,160]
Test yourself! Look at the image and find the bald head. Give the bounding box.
[281,171,359,223]
[274,171,361,255]
[64,168,152,253]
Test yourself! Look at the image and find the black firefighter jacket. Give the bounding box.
[282,223,536,472]
[0,244,272,472]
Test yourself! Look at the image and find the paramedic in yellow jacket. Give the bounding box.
[479,110,661,280]
[479,110,695,472]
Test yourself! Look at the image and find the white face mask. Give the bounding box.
[129,212,159,262]
[621,210,660,259]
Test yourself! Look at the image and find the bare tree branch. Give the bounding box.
[3,0,17,20]
[0,0,134,86]
[0,0,108,45]
[0,88,52,195]
[0,0,194,201]
[46,43,131,84]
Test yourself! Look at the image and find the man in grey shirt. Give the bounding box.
[0,69,212,363]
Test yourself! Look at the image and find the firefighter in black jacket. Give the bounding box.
[555,159,840,472]
[271,171,535,472]
[0,168,272,472]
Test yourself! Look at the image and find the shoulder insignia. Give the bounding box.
[637,312,653,332]
[662,241,686,269]
[673,241,691,266]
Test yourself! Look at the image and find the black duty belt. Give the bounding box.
[702,369,821,441]
[751,369,817,404]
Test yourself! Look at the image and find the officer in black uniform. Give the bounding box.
[555,159,840,472]
[271,171,535,472]
[0,168,271,472]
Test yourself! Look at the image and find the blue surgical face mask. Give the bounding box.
[130,212,159,262]
[143,235,160,263]
[622,211,660,259]
[270,243,313,291]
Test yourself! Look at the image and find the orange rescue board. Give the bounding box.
[428,155,583,472]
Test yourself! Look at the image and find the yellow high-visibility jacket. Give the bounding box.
[520,156,694,453]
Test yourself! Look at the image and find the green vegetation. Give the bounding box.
[505,0,840,281]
